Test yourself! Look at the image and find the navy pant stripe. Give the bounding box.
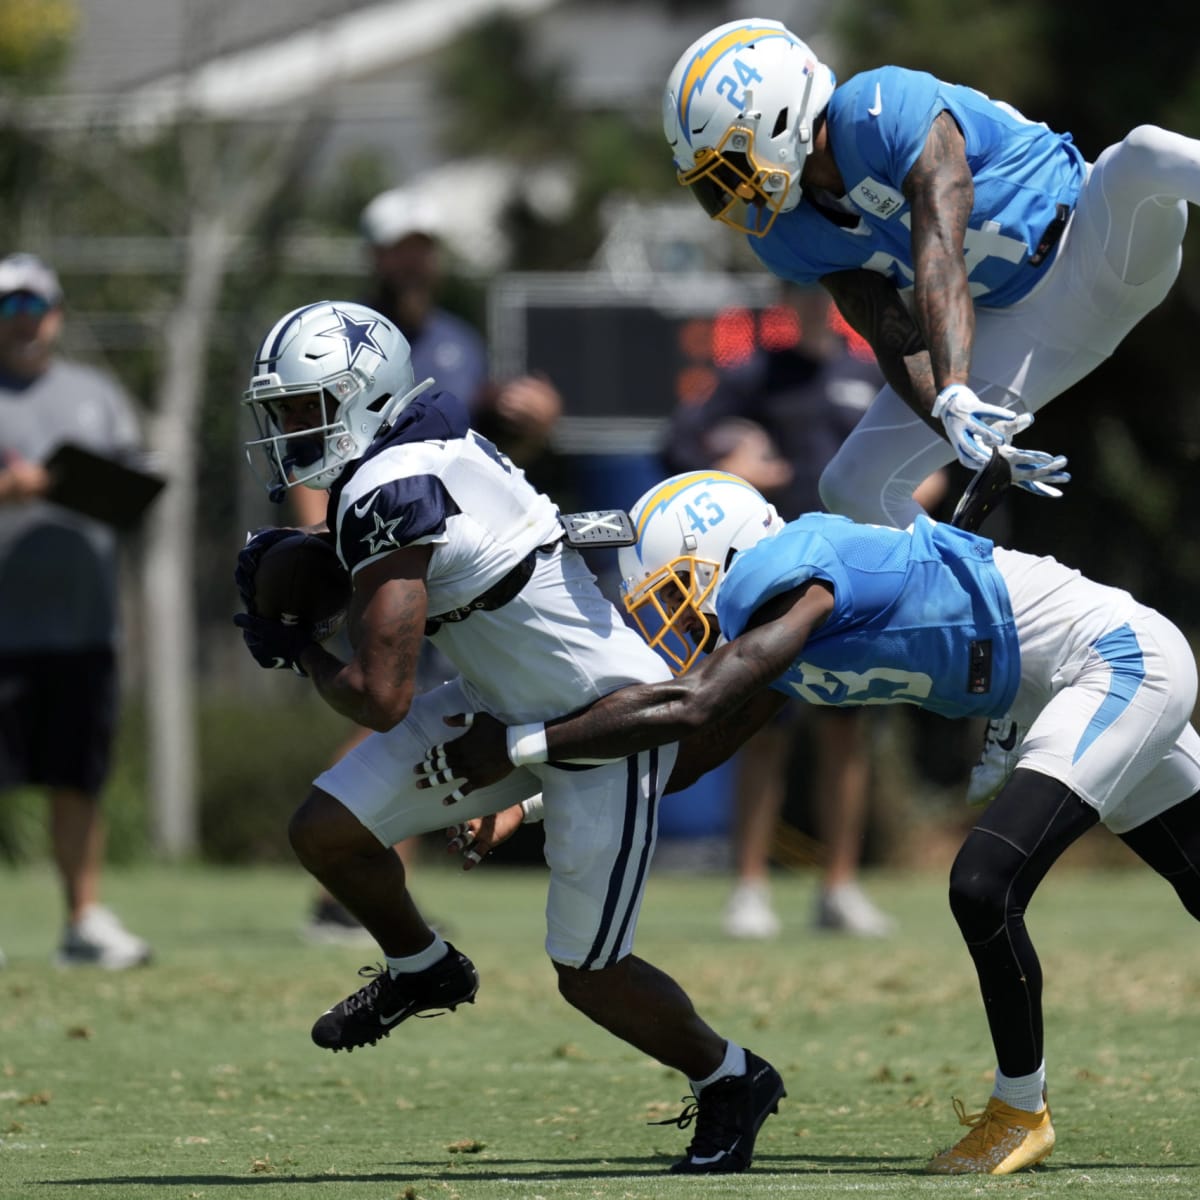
[580,748,658,970]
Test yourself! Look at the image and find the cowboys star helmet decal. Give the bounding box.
[318,306,388,368]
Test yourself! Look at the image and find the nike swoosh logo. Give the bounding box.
[689,1142,740,1166]
[353,492,378,518]
[868,83,883,117]
[379,1008,408,1026]
[997,723,1019,752]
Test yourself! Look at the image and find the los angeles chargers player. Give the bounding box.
[233,302,785,1175]
[665,15,1200,806]
[417,469,1200,1176]
[664,17,1200,529]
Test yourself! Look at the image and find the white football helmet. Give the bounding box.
[242,300,434,501]
[618,471,781,675]
[663,18,835,236]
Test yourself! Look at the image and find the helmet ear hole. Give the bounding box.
[366,391,393,413]
[771,108,790,138]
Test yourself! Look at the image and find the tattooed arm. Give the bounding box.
[817,112,974,430]
[665,689,789,793]
[903,110,976,393]
[819,268,939,429]
[538,582,834,763]
[300,544,433,730]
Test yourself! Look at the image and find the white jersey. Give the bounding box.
[330,406,671,725]
[317,393,677,969]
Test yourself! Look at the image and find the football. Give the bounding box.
[251,531,351,641]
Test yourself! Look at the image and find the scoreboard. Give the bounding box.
[489,272,800,454]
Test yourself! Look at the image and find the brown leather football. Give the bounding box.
[252,531,351,640]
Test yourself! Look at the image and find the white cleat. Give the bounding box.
[56,905,152,969]
[723,882,782,940]
[967,717,1025,805]
[814,881,895,938]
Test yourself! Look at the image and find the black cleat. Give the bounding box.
[311,943,479,1052]
[654,1049,786,1174]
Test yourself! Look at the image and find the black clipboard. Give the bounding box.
[45,443,166,530]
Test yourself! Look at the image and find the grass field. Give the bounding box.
[1,859,1198,1199]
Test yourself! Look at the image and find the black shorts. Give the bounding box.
[0,649,118,795]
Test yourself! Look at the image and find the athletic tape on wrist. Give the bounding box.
[507,723,548,766]
[519,793,545,824]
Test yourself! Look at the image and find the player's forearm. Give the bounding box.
[819,270,940,427]
[880,346,940,428]
[665,690,788,792]
[905,114,976,391]
[541,629,792,763]
[543,680,721,763]
[301,643,413,731]
[912,246,974,393]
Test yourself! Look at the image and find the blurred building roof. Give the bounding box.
[63,1,831,157]
[47,0,831,273]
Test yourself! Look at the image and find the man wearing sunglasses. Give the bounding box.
[0,252,151,970]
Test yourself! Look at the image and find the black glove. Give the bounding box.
[234,527,296,614]
[233,612,314,676]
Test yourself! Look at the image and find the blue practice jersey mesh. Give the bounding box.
[752,66,1086,307]
[717,513,1020,719]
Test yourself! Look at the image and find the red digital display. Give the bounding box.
[673,304,875,407]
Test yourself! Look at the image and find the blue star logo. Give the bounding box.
[318,307,388,368]
[361,509,404,555]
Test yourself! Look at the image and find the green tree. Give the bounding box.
[437,10,674,272]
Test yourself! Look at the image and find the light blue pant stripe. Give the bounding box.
[1073,624,1146,765]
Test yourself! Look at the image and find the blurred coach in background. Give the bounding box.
[0,252,151,969]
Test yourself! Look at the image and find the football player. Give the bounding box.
[417,469,1200,1176]
[232,301,784,1175]
[663,17,1200,799]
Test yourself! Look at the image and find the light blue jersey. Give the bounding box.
[716,513,1020,719]
[752,66,1086,307]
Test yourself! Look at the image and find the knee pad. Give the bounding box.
[948,844,1012,943]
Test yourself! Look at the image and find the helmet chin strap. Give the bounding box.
[378,376,436,431]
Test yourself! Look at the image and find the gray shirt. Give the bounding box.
[0,359,141,652]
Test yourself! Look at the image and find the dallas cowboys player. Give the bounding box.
[664,16,1200,800]
[232,301,784,1175]
[416,469,1200,1176]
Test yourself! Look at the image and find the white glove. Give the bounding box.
[998,444,1071,499]
[932,384,1034,469]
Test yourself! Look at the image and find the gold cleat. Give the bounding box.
[926,1096,1054,1175]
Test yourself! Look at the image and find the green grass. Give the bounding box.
[1,861,1198,1199]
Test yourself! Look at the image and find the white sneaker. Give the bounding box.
[815,881,895,938]
[966,718,1025,806]
[57,905,152,969]
[723,881,782,940]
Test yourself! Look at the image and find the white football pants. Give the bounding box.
[820,124,1200,528]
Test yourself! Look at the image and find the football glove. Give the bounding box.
[233,611,314,676]
[998,443,1071,499]
[932,384,1034,470]
[234,527,297,614]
